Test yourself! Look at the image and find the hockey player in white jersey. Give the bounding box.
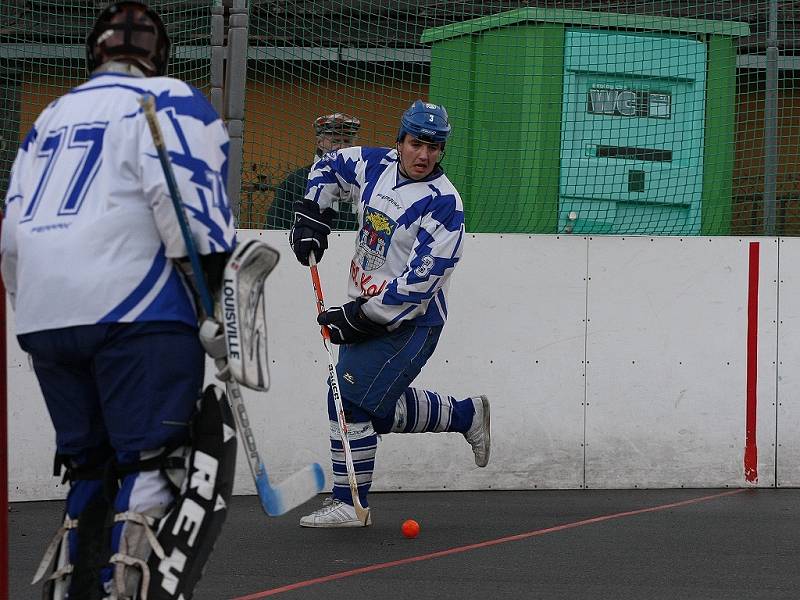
[290,100,491,527]
[1,2,239,598]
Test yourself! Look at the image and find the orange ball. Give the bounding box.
[401,519,420,538]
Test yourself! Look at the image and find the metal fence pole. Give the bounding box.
[224,0,249,222]
[210,0,225,117]
[764,0,779,235]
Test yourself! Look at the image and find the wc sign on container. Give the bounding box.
[587,85,672,119]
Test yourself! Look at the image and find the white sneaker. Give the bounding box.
[464,395,490,467]
[299,497,372,528]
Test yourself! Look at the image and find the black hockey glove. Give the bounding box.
[290,199,335,266]
[317,298,386,345]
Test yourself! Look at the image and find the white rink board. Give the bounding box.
[584,237,777,488]
[777,238,800,486]
[375,234,588,491]
[5,233,788,501]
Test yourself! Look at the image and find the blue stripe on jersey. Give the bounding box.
[156,85,220,126]
[436,288,448,319]
[399,185,463,232]
[337,155,361,186]
[21,126,38,151]
[164,110,222,189]
[141,110,232,249]
[187,187,233,251]
[360,148,395,207]
[136,268,196,324]
[100,249,169,322]
[220,141,230,198]
[75,78,220,126]
[4,194,22,208]
[413,227,462,275]
[99,247,194,325]
[307,156,350,196]
[387,303,419,325]
[381,280,431,307]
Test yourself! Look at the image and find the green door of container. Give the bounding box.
[559,30,706,234]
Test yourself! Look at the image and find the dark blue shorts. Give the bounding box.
[18,321,204,456]
[332,324,442,420]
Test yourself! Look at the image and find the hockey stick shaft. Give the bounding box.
[139,95,323,516]
[139,96,213,316]
[308,254,370,524]
[224,378,324,515]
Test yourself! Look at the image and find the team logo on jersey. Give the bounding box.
[355,207,396,272]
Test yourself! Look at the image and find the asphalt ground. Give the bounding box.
[8,488,797,599]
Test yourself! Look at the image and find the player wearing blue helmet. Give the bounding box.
[394,100,452,181]
[397,100,452,145]
[290,100,491,527]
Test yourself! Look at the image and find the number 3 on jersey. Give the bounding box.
[22,121,108,223]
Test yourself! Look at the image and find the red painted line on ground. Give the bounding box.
[744,241,759,483]
[230,488,747,599]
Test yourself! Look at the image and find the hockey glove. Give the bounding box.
[198,318,231,381]
[290,199,335,266]
[317,298,386,344]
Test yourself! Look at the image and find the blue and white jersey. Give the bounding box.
[0,72,235,334]
[306,146,464,328]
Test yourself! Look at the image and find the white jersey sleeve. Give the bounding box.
[304,146,363,213]
[139,89,233,258]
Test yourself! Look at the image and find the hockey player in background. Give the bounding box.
[290,99,491,527]
[267,112,361,230]
[1,2,238,597]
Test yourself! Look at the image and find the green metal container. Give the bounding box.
[422,8,749,235]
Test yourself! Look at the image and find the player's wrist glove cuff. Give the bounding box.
[199,318,227,359]
[290,199,335,266]
[317,298,386,344]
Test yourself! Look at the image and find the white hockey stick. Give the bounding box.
[308,253,370,525]
[139,94,324,516]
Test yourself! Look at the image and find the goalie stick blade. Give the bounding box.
[255,462,326,516]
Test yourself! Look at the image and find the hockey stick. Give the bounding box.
[308,253,371,525]
[139,94,324,516]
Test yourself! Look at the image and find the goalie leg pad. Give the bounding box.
[222,239,280,391]
[36,480,111,600]
[34,447,115,600]
[122,384,236,599]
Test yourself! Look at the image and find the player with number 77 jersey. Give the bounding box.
[1,74,233,332]
[0,2,237,597]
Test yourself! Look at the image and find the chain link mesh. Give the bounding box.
[2,2,797,235]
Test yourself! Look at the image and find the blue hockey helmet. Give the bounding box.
[86,1,170,76]
[397,100,451,145]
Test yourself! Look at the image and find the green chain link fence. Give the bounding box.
[3,1,799,236]
[0,0,215,206]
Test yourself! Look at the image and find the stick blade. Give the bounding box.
[355,504,371,526]
[255,462,326,516]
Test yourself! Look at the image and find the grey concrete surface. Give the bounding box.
[8,488,797,599]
